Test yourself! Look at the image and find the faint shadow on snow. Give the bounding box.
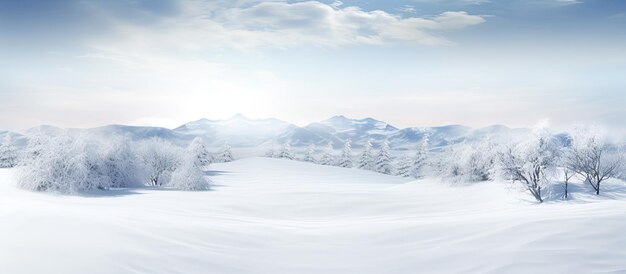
[74,188,144,198]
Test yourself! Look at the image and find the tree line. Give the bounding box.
[266,127,624,203]
[1,133,234,193]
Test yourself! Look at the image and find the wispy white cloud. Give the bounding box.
[91,0,485,51]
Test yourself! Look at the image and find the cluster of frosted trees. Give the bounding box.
[269,127,624,203]
[0,136,18,168]
[11,134,235,193]
[268,137,431,178]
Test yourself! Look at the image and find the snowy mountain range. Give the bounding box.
[2,114,533,153]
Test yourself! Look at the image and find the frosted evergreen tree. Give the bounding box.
[319,143,335,166]
[169,154,210,191]
[187,137,212,168]
[411,135,429,178]
[357,140,373,170]
[374,140,393,174]
[303,144,317,163]
[395,157,413,177]
[277,143,295,160]
[219,142,234,163]
[337,139,353,168]
[0,135,18,168]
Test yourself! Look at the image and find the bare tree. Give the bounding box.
[565,128,622,195]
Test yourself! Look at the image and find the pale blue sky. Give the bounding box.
[1,0,625,131]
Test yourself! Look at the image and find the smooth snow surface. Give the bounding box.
[1,158,626,274]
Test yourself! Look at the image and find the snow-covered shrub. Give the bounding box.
[169,155,210,191]
[337,140,353,168]
[18,134,113,193]
[357,140,373,170]
[137,138,182,186]
[497,129,560,203]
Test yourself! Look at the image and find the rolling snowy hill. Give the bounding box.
[1,157,625,274]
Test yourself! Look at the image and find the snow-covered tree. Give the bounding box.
[374,140,393,174]
[277,143,295,160]
[219,142,234,163]
[319,143,335,166]
[18,134,113,192]
[137,138,182,186]
[395,157,413,177]
[102,137,143,188]
[411,136,429,178]
[0,135,18,168]
[303,144,316,163]
[357,140,373,170]
[337,139,353,168]
[498,129,560,203]
[187,137,212,168]
[169,154,210,191]
[565,127,623,195]
[433,140,497,182]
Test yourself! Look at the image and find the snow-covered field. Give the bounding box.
[1,157,626,274]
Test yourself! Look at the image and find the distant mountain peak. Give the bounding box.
[229,113,249,120]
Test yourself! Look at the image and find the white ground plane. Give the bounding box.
[1,157,626,274]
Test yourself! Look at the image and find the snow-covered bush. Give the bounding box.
[137,138,182,186]
[497,129,560,203]
[18,134,113,193]
[337,140,353,168]
[357,140,373,170]
[169,155,210,191]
